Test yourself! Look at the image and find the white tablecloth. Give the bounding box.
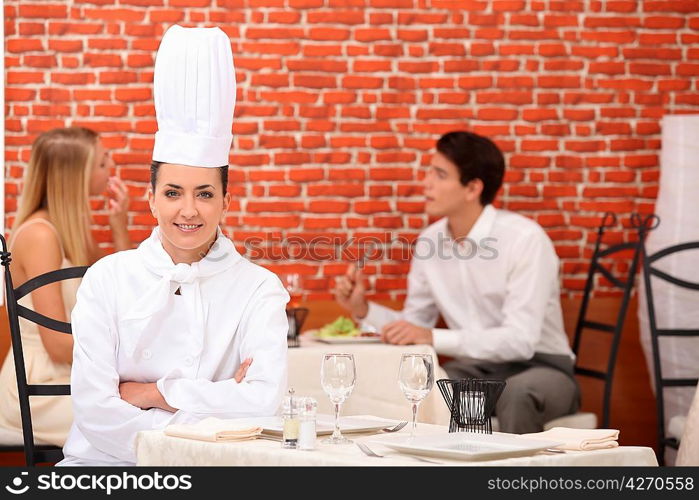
[288,337,451,426]
[135,422,658,466]
[677,383,699,466]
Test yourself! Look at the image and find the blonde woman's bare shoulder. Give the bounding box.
[12,219,63,272]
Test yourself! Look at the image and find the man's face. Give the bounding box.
[148,163,230,260]
[423,152,481,218]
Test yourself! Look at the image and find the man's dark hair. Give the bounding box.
[436,131,505,206]
[150,161,229,195]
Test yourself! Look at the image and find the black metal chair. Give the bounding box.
[639,216,699,465]
[0,233,88,466]
[286,307,309,348]
[569,212,647,429]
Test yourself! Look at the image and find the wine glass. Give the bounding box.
[281,273,302,307]
[398,353,434,438]
[320,353,356,444]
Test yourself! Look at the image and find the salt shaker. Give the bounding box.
[297,397,317,450]
[281,389,299,449]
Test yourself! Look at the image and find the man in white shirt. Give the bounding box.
[334,131,578,433]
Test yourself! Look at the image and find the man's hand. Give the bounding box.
[332,263,369,319]
[381,320,433,346]
[119,382,177,413]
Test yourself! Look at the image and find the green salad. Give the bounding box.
[317,316,361,338]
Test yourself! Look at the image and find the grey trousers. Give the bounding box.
[443,353,580,434]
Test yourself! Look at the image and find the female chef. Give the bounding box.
[59,26,289,466]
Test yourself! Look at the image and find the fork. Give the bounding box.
[381,421,408,433]
[356,441,443,465]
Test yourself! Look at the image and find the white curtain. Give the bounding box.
[637,114,699,438]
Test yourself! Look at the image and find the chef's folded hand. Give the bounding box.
[235,357,253,383]
[119,382,177,413]
[381,321,433,346]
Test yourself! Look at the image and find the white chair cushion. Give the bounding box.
[491,412,598,432]
[668,415,686,441]
[0,427,24,446]
[543,412,597,430]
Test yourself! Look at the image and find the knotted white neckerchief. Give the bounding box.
[120,226,241,358]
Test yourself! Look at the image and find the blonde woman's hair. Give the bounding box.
[13,127,98,266]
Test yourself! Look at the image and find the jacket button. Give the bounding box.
[184,356,193,366]
[142,349,152,360]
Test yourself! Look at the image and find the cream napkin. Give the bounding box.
[521,427,620,451]
[165,417,263,443]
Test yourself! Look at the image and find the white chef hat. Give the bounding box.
[152,25,235,168]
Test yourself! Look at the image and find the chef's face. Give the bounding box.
[148,163,231,264]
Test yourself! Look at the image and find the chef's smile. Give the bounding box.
[174,222,204,233]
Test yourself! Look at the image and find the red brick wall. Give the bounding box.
[4,0,699,300]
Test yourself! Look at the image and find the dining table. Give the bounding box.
[135,421,659,467]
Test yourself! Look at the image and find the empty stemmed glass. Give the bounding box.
[320,353,356,444]
[398,353,434,438]
[281,273,301,305]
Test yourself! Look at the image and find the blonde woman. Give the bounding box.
[0,127,132,446]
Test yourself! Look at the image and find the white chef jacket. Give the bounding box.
[364,204,574,363]
[59,228,289,466]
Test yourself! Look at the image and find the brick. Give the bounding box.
[477,91,533,105]
[115,88,151,102]
[99,71,137,84]
[374,44,404,57]
[308,201,350,213]
[307,10,365,24]
[429,43,467,56]
[243,42,300,56]
[458,76,493,89]
[19,3,68,18]
[354,60,392,72]
[355,28,392,42]
[630,63,672,76]
[308,28,350,41]
[19,22,44,36]
[7,39,44,52]
[370,12,394,24]
[643,1,699,13]
[288,59,348,73]
[343,76,383,89]
[7,72,44,84]
[235,58,282,70]
[589,62,626,75]
[83,8,145,21]
[477,108,519,120]
[293,74,337,89]
[397,29,428,42]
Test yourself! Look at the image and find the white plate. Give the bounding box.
[368,432,563,461]
[304,329,381,344]
[252,415,400,438]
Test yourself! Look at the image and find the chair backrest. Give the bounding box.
[0,233,88,466]
[571,212,648,428]
[639,219,699,464]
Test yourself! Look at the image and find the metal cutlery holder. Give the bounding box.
[437,378,506,434]
[286,307,309,348]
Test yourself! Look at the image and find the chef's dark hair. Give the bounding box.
[150,161,228,195]
[436,131,505,206]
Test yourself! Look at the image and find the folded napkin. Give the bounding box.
[521,426,620,451]
[165,417,263,443]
